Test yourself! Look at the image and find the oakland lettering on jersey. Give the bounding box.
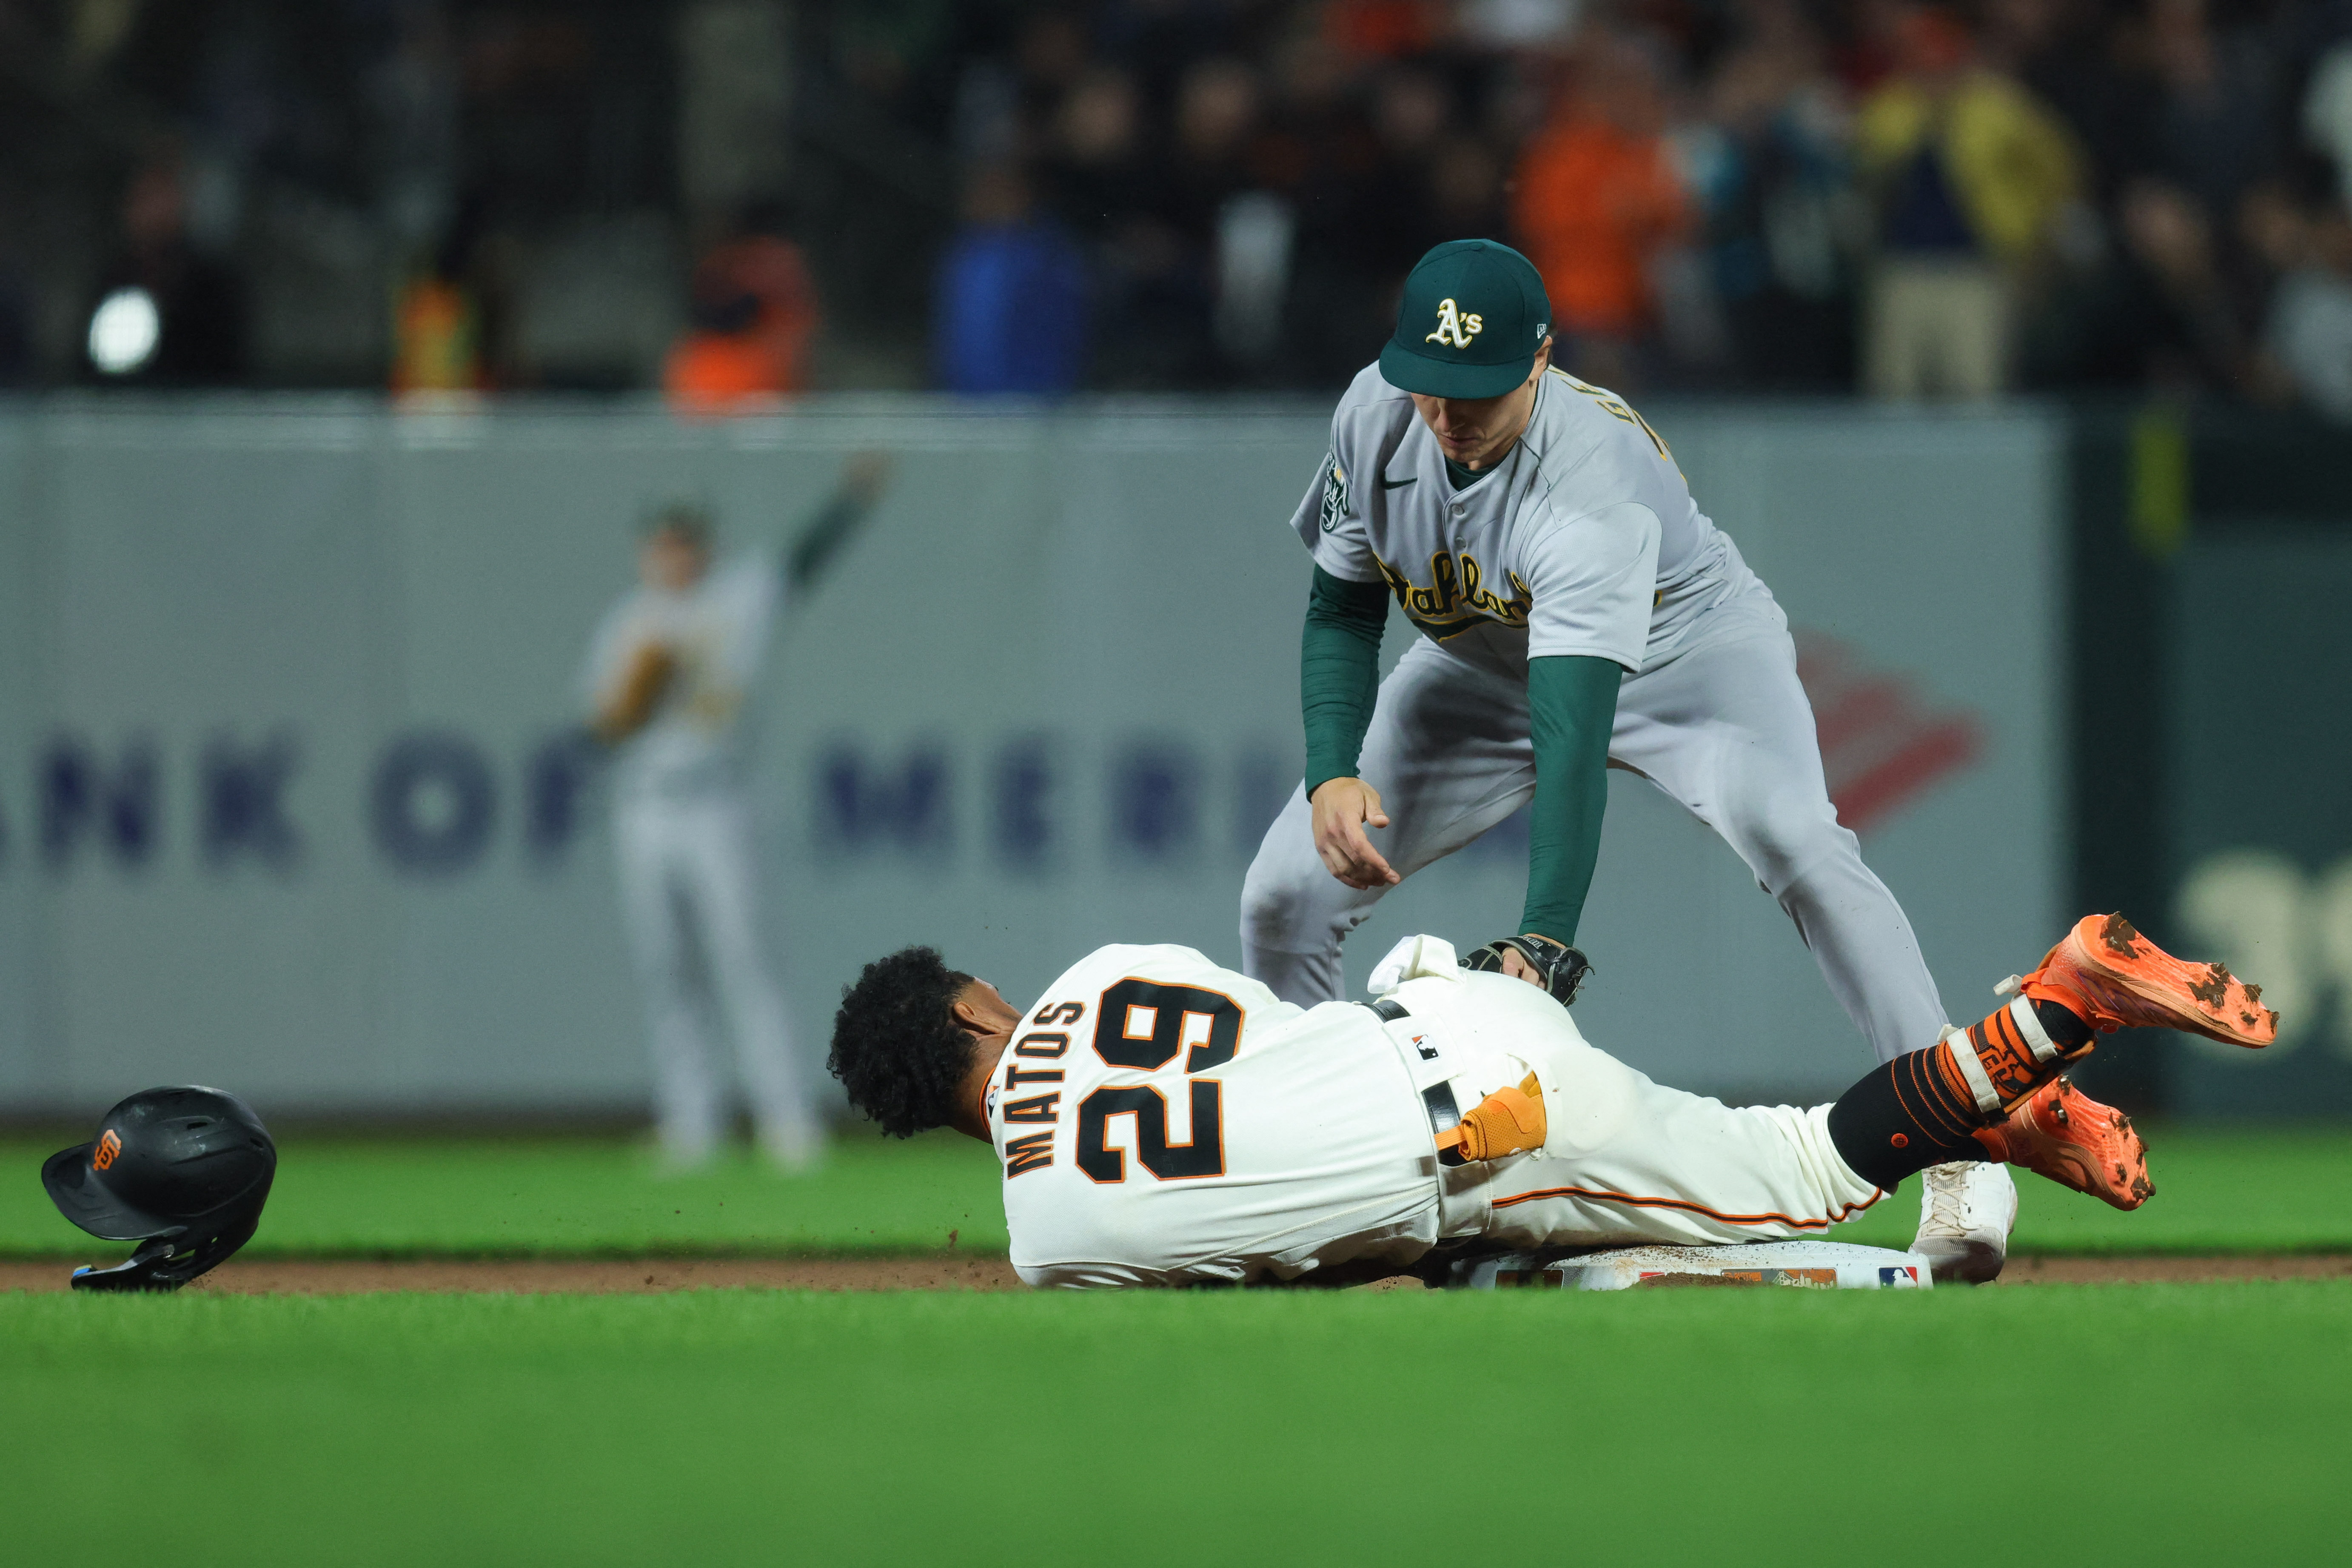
[1373,549,1532,641]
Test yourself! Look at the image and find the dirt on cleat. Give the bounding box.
[1973,1078,2154,1212]
[2098,913,2140,956]
[2020,914,2280,1049]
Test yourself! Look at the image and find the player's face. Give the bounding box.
[641,529,708,592]
[1407,342,1551,471]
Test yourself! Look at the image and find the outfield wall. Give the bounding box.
[2058,407,2352,1118]
[0,397,2062,1116]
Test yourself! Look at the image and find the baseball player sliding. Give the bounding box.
[1238,239,2010,1278]
[828,915,2275,1288]
[585,456,884,1169]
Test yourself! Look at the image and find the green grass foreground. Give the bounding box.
[3,1283,2346,1565]
[3,1123,2347,1259]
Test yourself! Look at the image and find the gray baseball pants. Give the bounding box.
[614,790,817,1163]
[1240,596,1949,1065]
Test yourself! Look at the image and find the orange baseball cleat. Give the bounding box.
[1973,1077,2153,1211]
[2009,913,2278,1049]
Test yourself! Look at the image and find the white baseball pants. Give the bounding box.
[613,791,815,1163]
[1241,597,1949,1064]
[1378,969,1886,1252]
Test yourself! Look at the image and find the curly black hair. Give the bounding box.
[827,946,978,1138]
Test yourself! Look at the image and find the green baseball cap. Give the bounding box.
[1378,239,1553,399]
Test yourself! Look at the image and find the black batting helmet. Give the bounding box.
[42,1086,276,1292]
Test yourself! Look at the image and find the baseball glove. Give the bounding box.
[594,642,678,744]
[1460,934,1592,1006]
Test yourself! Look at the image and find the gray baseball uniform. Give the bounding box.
[584,551,816,1165]
[1240,362,1949,1066]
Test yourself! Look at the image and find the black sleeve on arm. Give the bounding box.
[786,490,876,595]
[1519,655,1623,945]
[1300,566,1390,798]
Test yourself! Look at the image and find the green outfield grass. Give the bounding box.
[4,1123,2347,1260]
[3,1283,2346,1565]
[0,1128,1005,1258]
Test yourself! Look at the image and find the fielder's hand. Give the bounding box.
[1309,778,1400,889]
[1462,934,1592,1006]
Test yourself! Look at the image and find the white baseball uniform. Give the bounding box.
[990,936,1883,1288]
[584,552,817,1165]
[1242,361,1948,1065]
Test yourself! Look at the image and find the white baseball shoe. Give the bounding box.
[1911,1160,2017,1283]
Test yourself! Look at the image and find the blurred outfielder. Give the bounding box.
[584,456,884,1167]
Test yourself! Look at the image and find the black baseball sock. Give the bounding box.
[1827,1049,1985,1190]
[1827,999,2096,1190]
[2030,997,2095,1052]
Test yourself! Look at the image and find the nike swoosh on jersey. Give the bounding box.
[1380,474,1417,489]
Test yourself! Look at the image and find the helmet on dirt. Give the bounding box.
[42,1086,276,1293]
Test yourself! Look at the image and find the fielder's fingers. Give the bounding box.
[1315,827,1385,889]
[1314,832,1368,884]
[1499,949,1545,988]
[1340,821,1399,886]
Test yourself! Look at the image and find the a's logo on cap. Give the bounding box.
[1424,297,1483,349]
[93,1129,121,1171]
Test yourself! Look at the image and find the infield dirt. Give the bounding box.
[4,1252,2349,1293]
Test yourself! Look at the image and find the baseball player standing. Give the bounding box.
[585,456,884,1168]
[1237,239,2014,1279]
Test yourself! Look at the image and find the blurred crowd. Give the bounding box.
[926,0,2352,408]
[3,0,2351,415]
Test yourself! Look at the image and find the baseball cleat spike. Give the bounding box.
[1973,1078,2153,1212]
[2013,913,2278,1049]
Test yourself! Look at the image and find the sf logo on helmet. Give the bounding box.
[1425,298,1483,349]
[93,1129,122,1170]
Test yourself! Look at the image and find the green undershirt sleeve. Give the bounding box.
[1300,566,1391,798]
[786,490,875,595]
[1520,654,1624,945]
